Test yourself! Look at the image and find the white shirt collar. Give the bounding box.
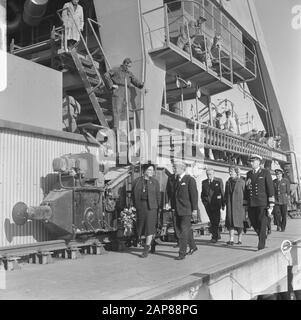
[179,172,186,181]
[254,167,260,173]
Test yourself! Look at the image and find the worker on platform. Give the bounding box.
[201,168,225,243]
[62,0,84,50]
[272,168,290,232]
[104,58,144,164]
[62,93,81,133]
[132,163,161,258]
[224,110,238,134]
[243,154,275,250]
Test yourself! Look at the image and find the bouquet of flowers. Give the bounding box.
[120,207,136,236]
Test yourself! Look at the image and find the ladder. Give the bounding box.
[69,48,110,127]
[56,7,112,128]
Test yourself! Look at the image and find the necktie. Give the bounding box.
[175,175,180,189]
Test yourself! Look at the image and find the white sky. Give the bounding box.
[253,0,301,165]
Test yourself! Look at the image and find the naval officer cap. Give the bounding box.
[249,154,262,161]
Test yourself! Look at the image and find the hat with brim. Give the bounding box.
[275,168,283,174]
[142,162,156,172]
[249,154,262,161]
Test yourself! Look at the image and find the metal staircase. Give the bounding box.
[67,49,111,127]
[56,8,112,129]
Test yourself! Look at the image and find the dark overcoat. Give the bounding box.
[132,176,161,212]
[169,174,198,216]
[201,177,224,211]
[273,178,290,205]
[224,177,246,229]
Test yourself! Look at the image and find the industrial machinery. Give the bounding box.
[12,153,119,240]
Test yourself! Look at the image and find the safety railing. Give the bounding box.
[159,108,288,162]
[202,125,288,160]
[142,0,257,80]
[87,18,111,70]
[168,123,287,161]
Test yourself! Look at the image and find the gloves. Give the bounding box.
[267,207,274,217]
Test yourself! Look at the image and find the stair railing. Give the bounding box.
[56,7,103,90]
[87,18,112,71]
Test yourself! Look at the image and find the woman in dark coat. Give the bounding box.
[224,166,246,245]
[132,163,161,258]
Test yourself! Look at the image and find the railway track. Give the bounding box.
[0,238,107,271]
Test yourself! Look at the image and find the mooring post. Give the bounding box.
[287,265,296,300]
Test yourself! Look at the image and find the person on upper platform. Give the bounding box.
[243,154,274,250]
[104,58,144,164]
[62,0,84,49]
[224,110,238,134]
[104,58,144,130]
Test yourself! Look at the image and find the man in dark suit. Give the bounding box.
[165,166,179,247]
[201,168,224,243]
[243,154,275,250]
[167,161,198,260]
[273,168,290,232]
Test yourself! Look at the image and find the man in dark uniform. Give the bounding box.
[201,168,224,243]
[104,58,144,164]
[243,154,275,250]
[169,161,198,260]
[273,168,290,232]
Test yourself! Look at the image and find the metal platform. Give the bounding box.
[150,43,233,97]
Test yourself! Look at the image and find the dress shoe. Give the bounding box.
[210,238,217,243]
[150,240,157,254]
[276,226,281,231]
[173,243,179,248]
[237,241,242,245]
[226,241,234,245]
[140,245,150,258]
[187,247,198,255]
[175,255,186,260]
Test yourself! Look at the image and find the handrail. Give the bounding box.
[138,0,147,138]
[237,82,267,112]
[158,123,288,163]
[160,107,287,158]
[286,151,301,200]
[56,7,102,88]
[87,18,112,70]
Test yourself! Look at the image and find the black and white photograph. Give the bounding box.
[0,0,301,305]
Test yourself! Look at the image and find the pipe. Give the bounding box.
[286,151,301,200]
[7,1,22,32]
[12,201,53,226]
[23,0,48,27]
